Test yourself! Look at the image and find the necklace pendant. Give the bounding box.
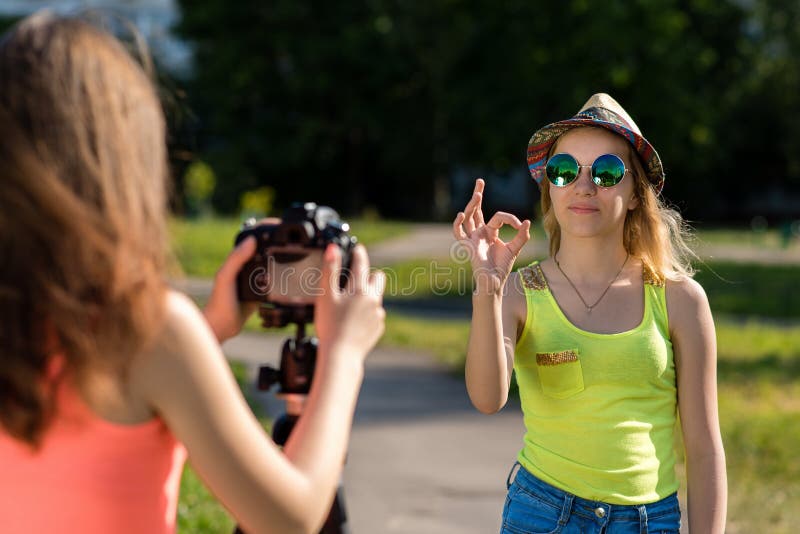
[586,307,593,314]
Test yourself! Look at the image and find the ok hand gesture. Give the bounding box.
[452,179,531,296]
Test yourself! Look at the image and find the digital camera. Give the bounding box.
[235,202,356,305]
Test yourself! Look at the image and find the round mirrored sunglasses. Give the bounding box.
[545,153,630,188]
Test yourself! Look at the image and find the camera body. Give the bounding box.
[235,202,356,305]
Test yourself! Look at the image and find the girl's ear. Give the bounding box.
[627,195,640,211]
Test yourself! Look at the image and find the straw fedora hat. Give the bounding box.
[526,93,665,193]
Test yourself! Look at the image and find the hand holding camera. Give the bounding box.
[211,203,385,534]
[314,243,386,362]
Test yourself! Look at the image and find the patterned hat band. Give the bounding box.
[526,94,665,193]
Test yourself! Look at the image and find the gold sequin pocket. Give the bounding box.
[535,349,585,399]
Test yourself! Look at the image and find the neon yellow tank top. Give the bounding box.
[513,261,679,505]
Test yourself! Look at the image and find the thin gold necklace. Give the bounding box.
[554,252,629,314]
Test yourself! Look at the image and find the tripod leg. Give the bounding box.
[320,482,349,534]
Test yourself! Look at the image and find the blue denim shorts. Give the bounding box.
[501,463,681,534]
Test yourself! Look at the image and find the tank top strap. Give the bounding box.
[516,261,548,347]
[643,263,670,336]
[518,260,548,292]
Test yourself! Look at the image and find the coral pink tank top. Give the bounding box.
[0,358,187,534]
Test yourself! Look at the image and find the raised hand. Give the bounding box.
[452,179,531,296]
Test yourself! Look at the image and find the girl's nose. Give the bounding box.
[573,166,596,194]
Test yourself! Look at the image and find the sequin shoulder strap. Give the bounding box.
[519,262,549,291]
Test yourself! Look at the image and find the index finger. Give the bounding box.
[345,245,370,293]
[320,244,343,299]
[486,211,523,230]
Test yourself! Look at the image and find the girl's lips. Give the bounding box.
[568,206,599,214]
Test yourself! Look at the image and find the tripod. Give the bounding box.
[234,305,350,534]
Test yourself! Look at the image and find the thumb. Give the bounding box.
[216,235,257,283]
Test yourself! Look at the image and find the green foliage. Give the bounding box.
[240,186,276,219]
[184,160,217,217]
[0,16,19,34]
[174,0,799,221]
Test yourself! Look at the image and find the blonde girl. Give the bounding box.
[453,94,726,533]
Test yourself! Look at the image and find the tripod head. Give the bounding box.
[256,305,318,412]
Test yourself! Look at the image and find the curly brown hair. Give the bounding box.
[0,13,173,447]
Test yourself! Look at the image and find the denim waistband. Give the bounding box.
[507,462,680,523]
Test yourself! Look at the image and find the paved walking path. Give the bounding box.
[174,224,793,533]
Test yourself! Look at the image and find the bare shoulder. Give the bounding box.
[130,290,221,391]
[666,276,710,310]
[161,290,216,346]
[665,276,714,336]
[164,289,206,326]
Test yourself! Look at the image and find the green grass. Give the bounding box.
[694,261,800,318]
[378,256,800,319]
[694,225,798,249]
[714,320,800,534]
[177,465,235,533]
[170,216,411,277]
[170,217,244,278]
[381,313,471,367]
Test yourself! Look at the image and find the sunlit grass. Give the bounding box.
[376,257,800,320]
[694,225,798,249]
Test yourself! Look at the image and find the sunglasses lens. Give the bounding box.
[591,154,626,187]
[546,153,578,186]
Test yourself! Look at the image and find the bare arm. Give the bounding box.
[466,273,524,413]
[454,179,530,414]
[132,245,385,534]
[667,278,727,533]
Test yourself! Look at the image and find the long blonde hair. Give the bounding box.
[0,13,173,447]
[539,127,695,280]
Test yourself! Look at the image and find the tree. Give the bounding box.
[174,0,795,222]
